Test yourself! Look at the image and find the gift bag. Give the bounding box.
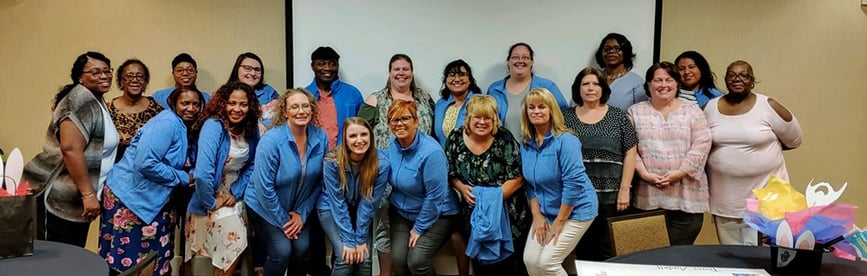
[0,148,35,259]
[0,193,36,259]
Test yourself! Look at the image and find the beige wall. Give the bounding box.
[661,0,867,243]
[2,0,865,252]
[0,0,286,160]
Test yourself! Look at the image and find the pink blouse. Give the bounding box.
[628,100,711,213]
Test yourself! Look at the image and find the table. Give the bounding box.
[0,240,108,276]
[607,245,867,276]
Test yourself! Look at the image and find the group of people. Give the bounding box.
[21,32,802,276]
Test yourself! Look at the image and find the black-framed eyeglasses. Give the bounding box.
[174,68,197,74]
[390,115,414,125]
[240,65,262,74]
[725,72,752,81]
[603,46,622,53]
[123,74,145,81]
[83,68,113,77]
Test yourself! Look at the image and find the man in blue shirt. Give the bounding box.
[304,46,364,150]
[152,53,211,109]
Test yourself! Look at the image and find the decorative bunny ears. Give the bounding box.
[1,148,29,196]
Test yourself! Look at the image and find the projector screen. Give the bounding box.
[291,0,660,103]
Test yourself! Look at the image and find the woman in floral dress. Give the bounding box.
[185,82,261,275]
[444,95,530,275]
[100,87,204,275]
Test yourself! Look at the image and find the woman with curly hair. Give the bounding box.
[246,88,328,276]
[185,81,262,276]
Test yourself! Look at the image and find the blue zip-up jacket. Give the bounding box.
[246,124,328,228]
[306,79,364,145]
[466,186,513,265]
[106,110,191,223]
[317,151,390,247]
[520,131,598,223]
[187,118,259,215]
[256,85,280,126]
[152,87,211,110]
[387,131,459,235]
[486,74,569,122]
[433,93,476,146]
[694,87,724,109]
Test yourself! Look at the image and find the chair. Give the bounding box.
[115,250,158,276]
[607,210,670,256]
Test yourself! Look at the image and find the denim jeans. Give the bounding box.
[389,208,456,276]
[319,209,373,276]
[248,209,310,276]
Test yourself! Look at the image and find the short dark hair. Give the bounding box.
[675,50,718,96]
[53,51,110,110]
[116,58,151,90]
[571,67,611,106]
[643,61,681,98]
[594,33,636,70]
[311,46,340,61]
[227,52,266,90]
[171,53,197,69]
[439,59,481,99]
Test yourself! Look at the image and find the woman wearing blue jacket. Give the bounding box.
[318,117,390,276]
[386,100,460,276]
[99,87,204,275]
[246,88,328,276]
[519,88,598,276]
[184,82,261,276]
[486,43,570,140]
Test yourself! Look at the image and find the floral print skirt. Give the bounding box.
[99,185,176,276]
[184,203,248,271]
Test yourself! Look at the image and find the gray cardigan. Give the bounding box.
[23,84,106,223]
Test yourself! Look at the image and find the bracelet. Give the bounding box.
[81,191,95,199]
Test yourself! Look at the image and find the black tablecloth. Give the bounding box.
[607,245,867,276]
[0,240,108,276]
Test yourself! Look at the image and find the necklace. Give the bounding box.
[604,69,627,81]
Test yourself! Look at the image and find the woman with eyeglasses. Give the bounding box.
[445,95,530,275]
[705,60,802,245]
[107,59,163,162]
[99,87,204,275]
[432,59,481,276]
[487,43,569,139]
[675,51,723,109]
[23,51,120,247]
[184,82,261,276]
[519,88,597,276]
[627,62,711,246]
[358,54,435,276]
[245,88,328,276]
[595,33,648,111]
[386,100,460,276]
[227,52,279,133]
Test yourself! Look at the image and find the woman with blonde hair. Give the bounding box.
[445,95,529,275]
[245,88,328,276]
[520,88,597,276]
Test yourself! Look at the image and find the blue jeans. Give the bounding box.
[248,209,310,276]
[389,208,456,276]
[319,209,373,276]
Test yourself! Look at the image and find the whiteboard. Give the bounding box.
[292,0,659,103]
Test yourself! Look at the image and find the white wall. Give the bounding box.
[292,0,657,102]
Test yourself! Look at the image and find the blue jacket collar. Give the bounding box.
[392,130,422,153]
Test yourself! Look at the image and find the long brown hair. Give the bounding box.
[326,117,379,198]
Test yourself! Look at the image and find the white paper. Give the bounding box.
[575,261,771,276]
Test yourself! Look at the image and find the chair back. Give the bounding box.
[607,210,670,256]
[116,250,158,276]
